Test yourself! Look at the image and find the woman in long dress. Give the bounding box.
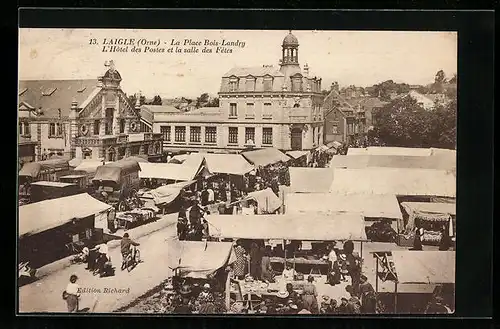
[301,275,319,314]
[233,240,247,280]
[412,220,424,251]
[261,249,275,282]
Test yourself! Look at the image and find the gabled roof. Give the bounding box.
[222,66,284,78]
[18,79,99,119]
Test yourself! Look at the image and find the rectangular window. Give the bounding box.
[49,123,56,137]
[228,127,238,144]
[24,123,30,136]
[205,127,217,143]
[94,120,100,135]
[229,103,237,117]
[19,122,22,136]
[105,121,113,135]
[190,126,201,143]
[131,145,140,155]
[246,78,256,91]
[245,103,255,118]
[161,126,171,141]
[332,126,338,134]
[263,78,273,91]
[119,119,125,133]
[262,127,273,145]
[175,126,186,142]
[245,127,255,144]
[263,103,272,119]
[56,123,63,136]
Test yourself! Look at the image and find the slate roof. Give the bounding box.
[18,79,99,119]
[222,66,285,78]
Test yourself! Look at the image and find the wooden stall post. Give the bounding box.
[375,255,379,293]
[394,281,398,314]
[283,239,287,269]
[225,271,231,311]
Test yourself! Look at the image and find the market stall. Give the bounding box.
[285,193,402,235]
[372,251,455,313]
[329,168,456,198]
[228,188,282,214]
[138,180,196,214]
[19,193,113,268]
[288,167,334,193]
[400,202,456,246]
[19,158,71,183]
[138,162,202,183]
[285,150,309,167]
[241,148,290,168]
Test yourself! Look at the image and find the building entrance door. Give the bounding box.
[291,128,303,150]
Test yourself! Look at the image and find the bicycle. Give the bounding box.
[122,246,141,272]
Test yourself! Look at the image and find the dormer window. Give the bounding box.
[263,75,273,91]
[77,86,87,93]
[229,76,239,92]
[245,76,256,92]
[42,88,57,96]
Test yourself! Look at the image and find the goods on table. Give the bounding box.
[422,230,442,244]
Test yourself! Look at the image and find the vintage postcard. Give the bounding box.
[18,28,457,315]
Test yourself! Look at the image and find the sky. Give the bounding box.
[19,29,457,99]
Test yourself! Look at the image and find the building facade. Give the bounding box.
[153,31,324,153]
[18,61,163,162]
[323,83,387,144]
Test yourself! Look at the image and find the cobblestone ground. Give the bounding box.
[18,214,178,313]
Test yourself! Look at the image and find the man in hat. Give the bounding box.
[345,285,361,314]
[173,288,193,314]
[337,297,350,314]
[359,274,377,313]
[64,274,80,312]
[320,295,331,314]
[120,233,140,270]
[425,295,452,314]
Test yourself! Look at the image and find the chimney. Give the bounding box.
[331,82,339,93]
[303,63,309,76]
[71,99,78,110]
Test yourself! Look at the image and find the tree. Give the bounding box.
[435,70,447,84]
[152,95,162,105]
[139,95,146,106]
[207,97,219,107]
[370,96,456,149]
[196,93,210,108]
[368,80,410,101]
[448,73,457,84]
[128,94,137,107]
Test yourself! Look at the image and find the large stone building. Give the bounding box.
[153,31,325,153]
[18,61,163,162]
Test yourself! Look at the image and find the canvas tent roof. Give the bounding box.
[19,158,70,178]
[207,213,367,241]
[329,168,456,197]
[241,148,290,167]
[392,251,455,284]
[92,159,141,183]
[139,181,195,205]
[401,202,456,217]
[74,161,112,173]
[202,153,254,175]
[138,162,198,181]
[347,147,432,157]
[329,155,455,170]
[167,241,236,279]
[286,150,309,159]
[289,168,334,193]
[286,193,403,220]
[230,188,282,214]
[19,193,112,238]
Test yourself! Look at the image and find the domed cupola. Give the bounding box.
[280,30,300,67]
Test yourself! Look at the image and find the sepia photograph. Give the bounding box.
[18,28,457,315]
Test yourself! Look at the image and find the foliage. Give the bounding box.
[367,80,410,101]
[207,98,219,107]
[369,96,456,149]
[151,95,162,105]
